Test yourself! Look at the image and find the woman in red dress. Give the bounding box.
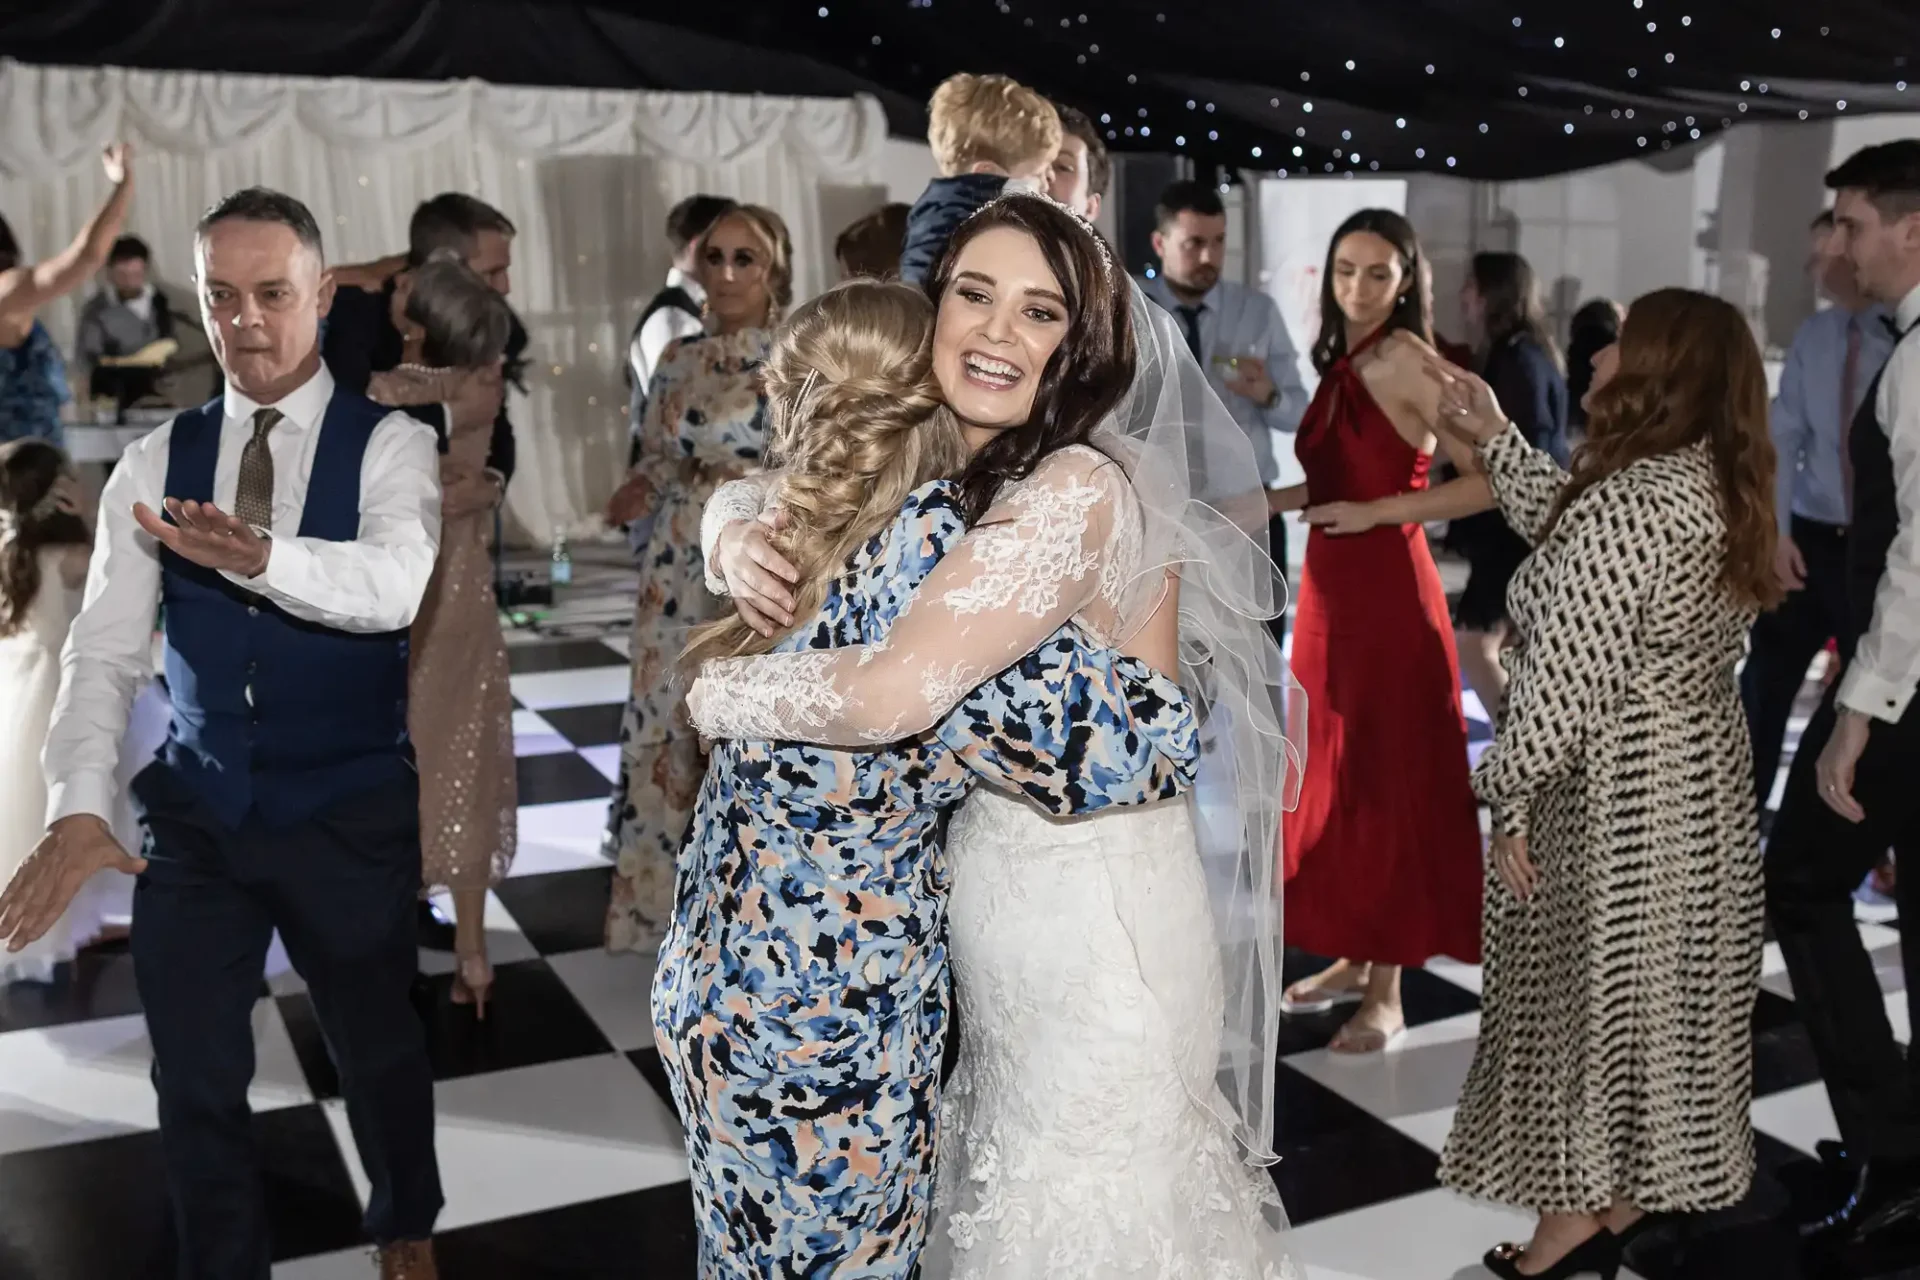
[1269,210,1491,1053]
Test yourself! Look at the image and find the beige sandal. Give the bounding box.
[1281,964,1371,1015]
[1328,1014,1406,1056]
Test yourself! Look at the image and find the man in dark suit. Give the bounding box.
[324,193,526,489]
[323,194,524,949]
[1767,141,1920,1265]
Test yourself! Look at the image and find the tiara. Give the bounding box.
[976,188,1115,276]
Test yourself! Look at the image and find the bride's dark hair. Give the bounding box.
[924,194,1136,522]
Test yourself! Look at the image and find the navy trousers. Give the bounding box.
[130,764,442,1280]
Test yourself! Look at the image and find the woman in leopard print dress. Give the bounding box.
[1426,290,1780,1279]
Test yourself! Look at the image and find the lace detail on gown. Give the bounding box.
[927,791,1299,1280]
[689,446,1139,745]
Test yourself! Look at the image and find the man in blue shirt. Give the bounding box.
[1137,181,1310,642]
[1742,209,1896,809]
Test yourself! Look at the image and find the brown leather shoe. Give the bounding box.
[376,1240,438,1280]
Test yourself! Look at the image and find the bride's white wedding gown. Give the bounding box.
[694,446,1298,1278]
[926,789,1295,1280]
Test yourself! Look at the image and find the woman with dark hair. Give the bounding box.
[365,254,516,1017]
[1428,290,1775,1279]
[1566,298,1625,437]
[599,204,792,956]
[0,439,98,981]
[0,145,134,447]
[685,194,1296,1276]
[1453,251,1570,721]
[1268,208,1491,1053]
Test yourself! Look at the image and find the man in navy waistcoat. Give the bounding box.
[0,188,446,1279]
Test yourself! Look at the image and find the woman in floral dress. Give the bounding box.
[658,277,1201,1278]
[601,205,791,954]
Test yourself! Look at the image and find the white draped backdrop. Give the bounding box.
[0,58,889,543]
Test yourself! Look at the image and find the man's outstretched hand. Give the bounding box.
[134,499,271,578]
[0,816,147,952]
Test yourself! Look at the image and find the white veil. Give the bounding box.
[1095,279,1308,1179]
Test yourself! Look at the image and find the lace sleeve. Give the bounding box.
[1480,424,1571,546]
[699,472,781,596]
[687,447,1131,746]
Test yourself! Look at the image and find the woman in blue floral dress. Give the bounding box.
[655,274,1199,1278]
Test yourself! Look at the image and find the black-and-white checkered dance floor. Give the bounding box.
[0,591,1907,1278]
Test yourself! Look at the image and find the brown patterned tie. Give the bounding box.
[234,407,282,529]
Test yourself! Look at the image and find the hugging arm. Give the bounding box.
[935,633,1198,816]
[688,449,1132,747]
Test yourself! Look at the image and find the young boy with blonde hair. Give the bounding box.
[899,73,1063,285]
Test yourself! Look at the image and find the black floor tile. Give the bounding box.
[1752,990,1826,1099]
[279,960,612,1096]
[494,868,616,955]
[0,1104,364,1278]
[517,751,618,806]
[430,1183,698,1278]
[1267,1061,1439,1225]
[1624,1132,1920,1280]
[0,946,144,1034]
[537,703,628,749]
[507,640,628,676]
[626,1047,678,1114]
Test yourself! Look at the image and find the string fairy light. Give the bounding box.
[996,6,1879,180]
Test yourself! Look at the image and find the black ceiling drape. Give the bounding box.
[3,0,1917,180]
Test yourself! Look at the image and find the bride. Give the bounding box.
[690,191,1303,1277]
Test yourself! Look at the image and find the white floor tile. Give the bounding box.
[545,947,659,1052]
[1284,1012,1481,1123]
[1425,958,1484,997]
[272,1248,376,1279]
[322,1053,687,1231]
[0,999,308,1155]
[512,709,572,758]
[1288,1188,1649,1280]
[1751,1081,1840,1157]
[512,798,616,876]
[578,744,623,784]
[507,667,630,711]
[1388,1104,1458,1155]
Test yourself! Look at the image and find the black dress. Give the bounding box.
[1453,334,1570,630]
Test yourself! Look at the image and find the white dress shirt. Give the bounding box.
[1135,274,1310,488]
[122,284,156,325]
[43,363,442,826]
[629,267,707,393]
[1838,280,1920,724]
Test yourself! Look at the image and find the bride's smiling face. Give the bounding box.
[932,226,1072,444]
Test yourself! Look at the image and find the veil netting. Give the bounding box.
[1090,277,1309,1243]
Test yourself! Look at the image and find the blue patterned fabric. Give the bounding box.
[650,479,1197,1279]
[0,321,72,447]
